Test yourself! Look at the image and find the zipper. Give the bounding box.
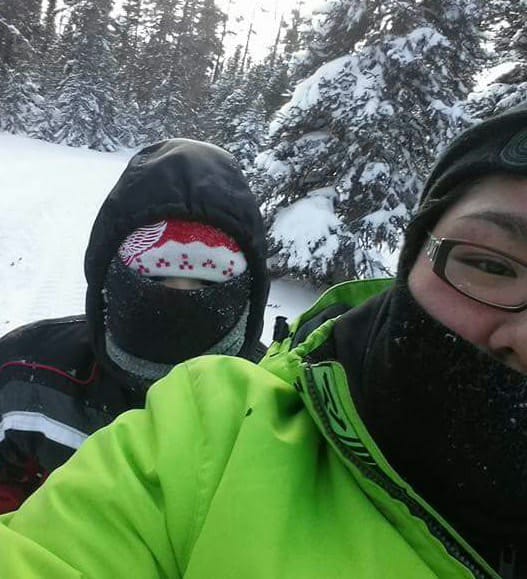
[303,364,494,579]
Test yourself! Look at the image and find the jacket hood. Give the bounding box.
[84,138,269,376]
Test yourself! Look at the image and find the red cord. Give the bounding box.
[0,361,99,385]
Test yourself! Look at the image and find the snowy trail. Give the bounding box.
[0,135,130,334]
[25,208,86,321]
[0,134,321,344]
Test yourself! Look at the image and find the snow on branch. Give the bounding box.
[0,18,35,53]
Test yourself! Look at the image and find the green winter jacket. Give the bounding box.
[0,279,499,578]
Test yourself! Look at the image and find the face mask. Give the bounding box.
[103,256,251,365]
[363,282,527,544]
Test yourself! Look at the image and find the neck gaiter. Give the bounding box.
[103,256,251,365]
[363,283,527,550]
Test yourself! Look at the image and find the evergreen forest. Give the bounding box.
[1,0,527,282]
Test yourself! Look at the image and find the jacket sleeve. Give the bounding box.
[0,331,49,514]
[0,356,255,579]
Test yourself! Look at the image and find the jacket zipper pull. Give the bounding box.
[499,544,517,579]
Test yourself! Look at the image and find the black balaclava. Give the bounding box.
[361,105,527,560]
[102,216,254,385]
[103,256,251,375]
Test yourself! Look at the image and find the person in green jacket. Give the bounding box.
[2,107,527,578]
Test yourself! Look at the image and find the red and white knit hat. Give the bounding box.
[118,219,247,283]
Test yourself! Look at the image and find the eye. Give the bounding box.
[458,255,517,278]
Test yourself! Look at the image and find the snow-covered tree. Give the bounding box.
[253,0,485,284]
[133,0,224,139]
[0,68,43,136]
[205,53,283,170]
[135,0,181,108]
[224,94,267,171]
[114,0,145,105]
[176,0,224,109]
[42,0,59,54]
[463,0,527,125]
[47,0,122,150]
[0,0,41,70]
[201,46,243,133]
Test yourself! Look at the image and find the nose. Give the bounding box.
[487,310,527,374]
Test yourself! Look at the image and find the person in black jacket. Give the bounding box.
[0,139,269,513]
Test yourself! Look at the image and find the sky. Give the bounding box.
[0,134,321,344]
[215,0,320,62]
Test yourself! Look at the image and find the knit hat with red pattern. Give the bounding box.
[118,219,247,283]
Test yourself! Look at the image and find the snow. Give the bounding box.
[296,130,331,146]
[0,133,321,346]
[387,28,450,64]
[359,162,390,185]
[254,150,291,180]
[363,203,406,229]
[429,99,466,123]
[269,55,353,135]
[355,203,406,278]
[270,188,341,272]
[473,62,521,91]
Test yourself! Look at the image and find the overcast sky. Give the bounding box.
[216,0,320,62]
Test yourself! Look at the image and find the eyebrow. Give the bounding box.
[458,211,527,243]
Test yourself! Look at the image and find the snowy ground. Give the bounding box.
[0,134,321,345]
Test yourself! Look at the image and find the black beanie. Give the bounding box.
[398,103,527,276]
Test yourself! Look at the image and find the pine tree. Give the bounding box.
[173,0,224,111]
[203,52,272,170]
[261,7,307,118]
[48,0,122,150]
[463,1,527,123]
[228,94,267,171]
[202,4,308,173]
[0,0,41,70]
[0,67,43,136]
[253,0,486,284]
[137,0,192,140]
[200,46,243,138]
[483,0,527,73]
[115,0,144,104]
[134,0,180,108]
[42,0,59,54]
[0,1,46,137]
[134,0,224,139]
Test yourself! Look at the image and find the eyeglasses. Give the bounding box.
[425,233,527,312]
